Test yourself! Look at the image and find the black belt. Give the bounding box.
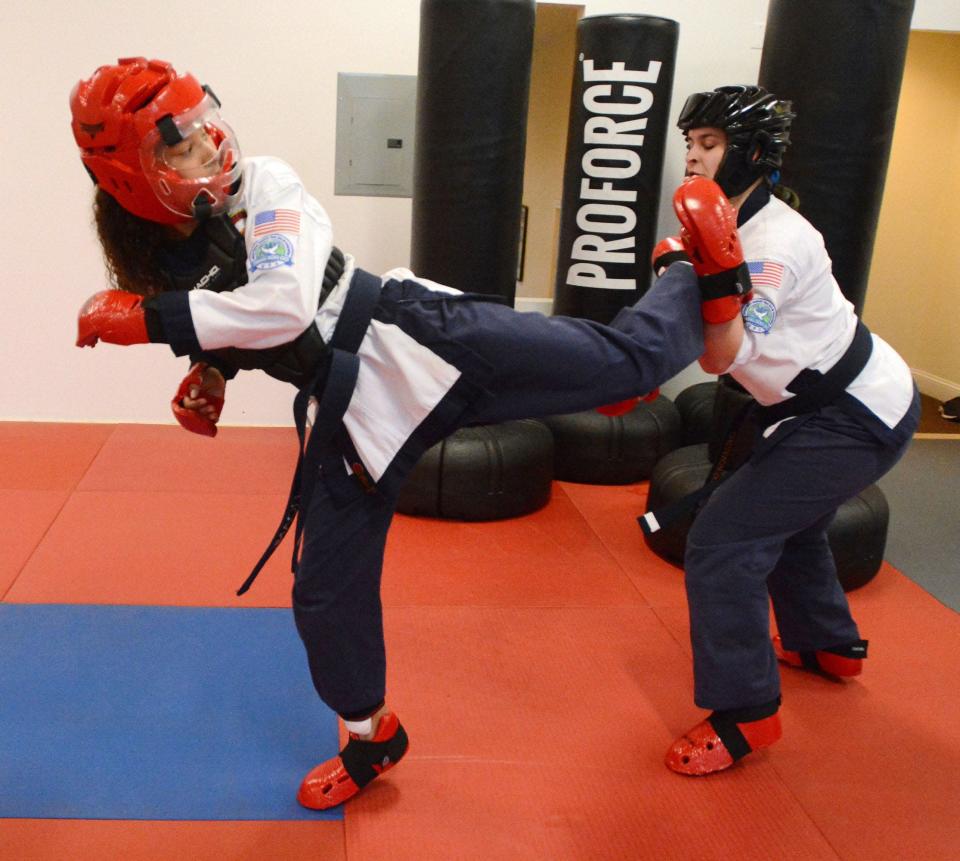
[236,268,382,595]
[753,320,873,427]
[639,321,874,536]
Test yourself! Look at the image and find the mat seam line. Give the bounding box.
[1,425,120,603]
[766,758,845,861]
[555,484,694,659]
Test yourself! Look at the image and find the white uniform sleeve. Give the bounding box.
[729,256,798,368]
[187,170,333,351]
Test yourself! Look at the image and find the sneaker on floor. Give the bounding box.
[939,397,960,422]
[298,711,409,810]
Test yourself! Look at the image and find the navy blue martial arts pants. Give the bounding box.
[293,266,703,716]
[684,394,919,711]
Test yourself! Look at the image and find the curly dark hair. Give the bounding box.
[93,188,173,296]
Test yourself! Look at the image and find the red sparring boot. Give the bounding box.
[595,389,658,417]
[298,711,409,810]
[672,177,753,323]
[596,398,640,417]
[773,635,867,677]
[666,700,782,776]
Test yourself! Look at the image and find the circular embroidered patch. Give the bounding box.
[249,233,295,271]
[742,297,777,334]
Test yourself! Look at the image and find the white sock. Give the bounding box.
[343,716,373,736]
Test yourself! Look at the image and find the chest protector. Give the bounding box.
[160,214,344,387]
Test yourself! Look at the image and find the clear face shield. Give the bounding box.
[139,92,243,220]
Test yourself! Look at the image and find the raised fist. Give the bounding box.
[76,290,149,348]
[672,177,752,323]
[171,363,226,437]
[651,236,689,277]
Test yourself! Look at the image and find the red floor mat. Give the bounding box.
[77,424,298,495]
[3,423,959,859]
[770,564,960,859]
[7,490,294,607]
[0,820,345,861]
[382,489,646,609]
[0,422,114,491]
[0,489,69,597]
[347,605,839,860]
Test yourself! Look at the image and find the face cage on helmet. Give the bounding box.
[139,93,243,220]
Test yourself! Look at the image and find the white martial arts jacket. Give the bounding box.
[155,156,464,483]
[729,192,914,431]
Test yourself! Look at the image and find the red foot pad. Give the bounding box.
[665,712,782,776]
[773,635,866,677]
[595,389,659,417]
[596,398,639,417]
[298,712,409,810]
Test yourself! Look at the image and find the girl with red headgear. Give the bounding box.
[70,57,737,809]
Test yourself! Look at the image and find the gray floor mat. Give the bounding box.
[878,438,960,612]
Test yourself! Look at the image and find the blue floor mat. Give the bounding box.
[0,604,340,820]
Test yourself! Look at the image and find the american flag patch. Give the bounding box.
[747,260,784,289]
[253,208,300,237]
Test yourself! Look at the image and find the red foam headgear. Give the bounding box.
[70,57,242,224]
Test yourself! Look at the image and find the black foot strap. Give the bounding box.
[339,722,409,789]
[707,697,781,762]
[799,638,869,671]
[823,638,869,659]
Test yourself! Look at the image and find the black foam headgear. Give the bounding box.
[678,85,795,197]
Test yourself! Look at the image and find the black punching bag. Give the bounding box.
[411,0,535,302]
[552,15,678,324]
[758,0,914,315]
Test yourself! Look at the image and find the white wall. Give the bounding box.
[2,0,424,423]
[912,0,960,30]
[1,0,952,423]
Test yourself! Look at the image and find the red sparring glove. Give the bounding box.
[76,290,149,347]
[672,177,753,324]
[651,236,689,277]
[596,388,659,417]
[171,363,225,437]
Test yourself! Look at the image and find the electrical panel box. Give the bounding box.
[335,73,417,197]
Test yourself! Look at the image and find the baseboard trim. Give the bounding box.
[513,296,554,315]
[912,369,960,402]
